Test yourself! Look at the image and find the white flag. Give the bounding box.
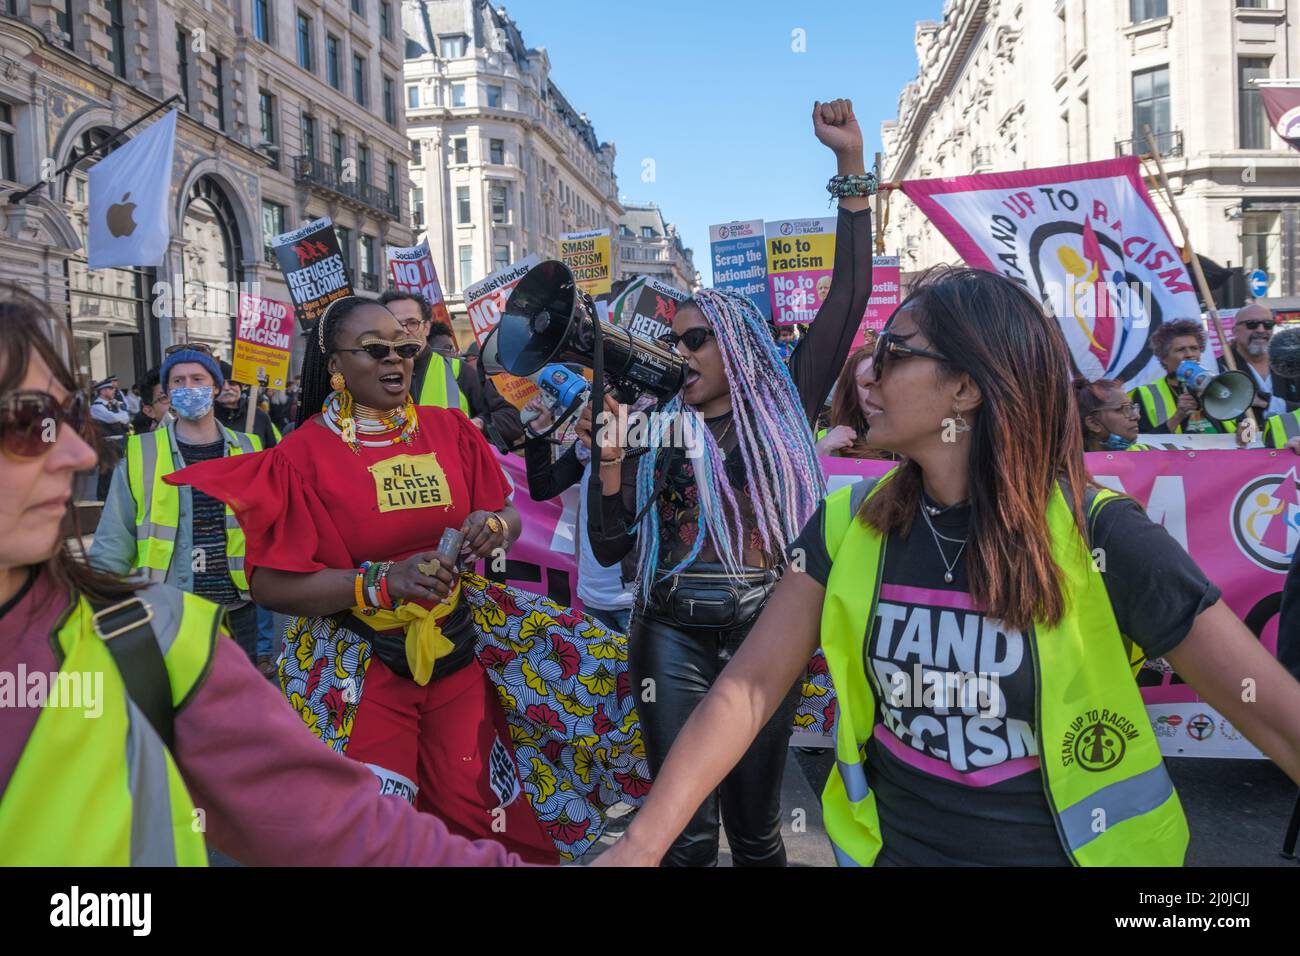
[88,109,177,270]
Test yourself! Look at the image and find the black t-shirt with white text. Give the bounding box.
[787,489,1219,866]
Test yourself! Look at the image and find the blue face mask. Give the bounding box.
[1101,432,1134,451]
[169,386,214,421]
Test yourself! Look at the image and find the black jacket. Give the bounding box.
[214,402,279,449]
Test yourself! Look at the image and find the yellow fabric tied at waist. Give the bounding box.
[350,577,464,686]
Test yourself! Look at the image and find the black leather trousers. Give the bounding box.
[628,605,801,867]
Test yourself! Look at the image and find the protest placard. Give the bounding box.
[271,216,353,329]
[560,228,612,296]
[387,239,452,339]
[232,293,293,389]
[609,275,688,342]
[765,217,836,326]
[852,255,902,348]
[464,255,542,409]
[709,219,770,321]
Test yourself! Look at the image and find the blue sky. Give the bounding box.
[492,0,945,285]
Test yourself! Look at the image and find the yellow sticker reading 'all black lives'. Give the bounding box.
[369,453,453,513]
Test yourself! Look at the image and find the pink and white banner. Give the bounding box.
[494,449,1297,759]
[901,157,1204,390]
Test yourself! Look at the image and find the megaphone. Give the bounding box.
[1175,360,1256,421]
[498,260,687,402]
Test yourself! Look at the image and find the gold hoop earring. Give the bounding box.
[330,371,346,392]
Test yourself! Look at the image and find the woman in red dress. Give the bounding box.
[168,297,560,862]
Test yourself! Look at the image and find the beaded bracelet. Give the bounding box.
[364,561,384,608]
[355,561,373,608]
[377,562,395,609]
[826,172,878,204]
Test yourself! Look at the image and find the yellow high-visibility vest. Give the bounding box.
[125,424,261,598]
[1130,378,1236,434]
[0,583,220,865]
[817,471,1188,866]
[1263,409,1300,448]
[418,355,470,414]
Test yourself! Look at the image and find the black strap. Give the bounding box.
[88,596,175,751]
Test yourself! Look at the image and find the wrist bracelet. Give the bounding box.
[600,452,626,467]
[827,172,878,204]
[377,562,394,609]
[354,567,368,608]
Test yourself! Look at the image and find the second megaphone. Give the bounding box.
[1175,360,1256,421]
[496,260,687,402]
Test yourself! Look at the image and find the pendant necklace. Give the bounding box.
[920,503,968,584]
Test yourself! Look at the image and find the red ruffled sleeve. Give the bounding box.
[163,437,353,574]
[445,407,513,512]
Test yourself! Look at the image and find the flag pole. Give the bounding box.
[1142,125,1258,433]
[874,152,886,255]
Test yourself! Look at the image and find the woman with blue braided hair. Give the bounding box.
[575,98,874,866]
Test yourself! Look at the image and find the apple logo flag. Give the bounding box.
[88,109,177,270]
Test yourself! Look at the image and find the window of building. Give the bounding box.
[489,139,504,164]
[326,35,342,90]
[262,200,285,258]
[301,113,317,161]
[451,83,466,108]
[0,104,15,182]
[1130,0,1167,22]
[254,0,271,44]
[350,0,364,17]
[331,129,345,172]
[493,244,509,272]
[336,225,353,272]
[296,12,313,71]
[214,54,228,132]
[386,161,398,203]
[459,245,474,288]
[619,225,632,238]
[1131,66,1170,144]
[456,186,472,223]
[55,0,73,48]
[383,76,396,124]
[177,28,192,113]
[407,85,420,109]
[1239,57,1272,148]
[360,235,377,287]
[1242,210,1282,296]
[519,188,526,229]
[357,144,370,186]
[452,137,468,164]
[1237,0,1268,8]
[380,1,393,40]
[1080,94,1091,161]
[487,85,502,108]
[441,35,467,58]
[412,187,424,227]
[353,54,367,107]
[410,138,423,165]
[490,185,507,223]
[641,226,654,239]
[259,89,278,169]
[107,0,127,77]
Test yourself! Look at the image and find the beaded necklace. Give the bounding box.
[322,389,419,454]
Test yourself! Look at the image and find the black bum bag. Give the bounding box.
[647,563,780,630]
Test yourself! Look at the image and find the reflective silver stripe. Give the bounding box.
[445,358,463,410]
[831,840,862,867]
[224,513,241,531]
[135,433,159,542]
[1058,762,1176,853]
[227,556,245,571]
[838,758,870,803]
[138,522,179,543]
[124,697,177,866]
[139,583,185,659]
[849,478,876,516]
[1282,412,1300,441]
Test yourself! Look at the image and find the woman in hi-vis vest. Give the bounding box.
[0,286,526,865]
[595,267,1300,867]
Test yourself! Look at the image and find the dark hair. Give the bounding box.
[0,284,138,603]
[428,321,454,341]
[1073,377,1126,448]
[137,367,161,405]
[1149,319,1205,360]
[378,290,432,323]
[860,266,1090,632]
[297,296,380,427]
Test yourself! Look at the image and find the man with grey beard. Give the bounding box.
[1231,302,1300,418]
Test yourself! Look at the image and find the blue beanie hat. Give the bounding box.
[161,349,224,390]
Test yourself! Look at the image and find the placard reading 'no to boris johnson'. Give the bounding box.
[765,217,836,326]
[233,293,293,389]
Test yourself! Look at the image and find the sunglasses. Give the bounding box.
[1096,402,1139,416]
[657,327,716,352]
[872,331,951,376]
[337,340,423,361]
[163,342,215,357]
[1239,320,1275,331]
[0,390,87,459]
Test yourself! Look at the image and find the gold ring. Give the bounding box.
[485,513,503,535]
